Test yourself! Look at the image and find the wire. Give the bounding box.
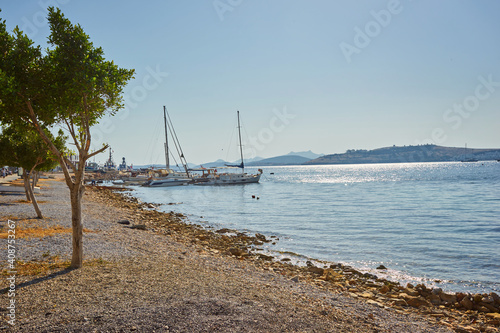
[144,114,162,164]
[225,113,237,162]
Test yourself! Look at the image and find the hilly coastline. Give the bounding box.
[138,146,500,169]
[305,145,500,165]
[246,155,311,166]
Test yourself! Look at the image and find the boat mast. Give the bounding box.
[165,110,191,178]
[163,106,169,170]
[237,111,244,172]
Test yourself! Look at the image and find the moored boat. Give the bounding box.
[192,167,262,185]
[142,106,191,187]
[194,111,262,185]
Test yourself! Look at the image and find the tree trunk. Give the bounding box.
[31,171,39,190]
[23,169,43,219]
[22,170,31,202]
[69,183,85,268]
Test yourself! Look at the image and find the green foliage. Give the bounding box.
[0,6,135,267]
[0,16,45,122]
[44,7,135,128]
[0,124,67,172]
[0,7,134,166]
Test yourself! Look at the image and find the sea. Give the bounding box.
[129,161,500,295]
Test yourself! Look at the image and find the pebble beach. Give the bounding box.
[1,174,499,332]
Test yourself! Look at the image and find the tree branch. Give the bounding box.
[25,100,75,189]
[64,118,82,153]
[87,144,109,160]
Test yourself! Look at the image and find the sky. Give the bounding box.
[1,0,500,165]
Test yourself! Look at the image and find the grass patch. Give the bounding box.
[0,225,97,239]
[1,256,107,276]
[13,199,49,204]
[0,215,22,222]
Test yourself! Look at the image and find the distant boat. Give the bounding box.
[103,148,117,171]
[461,144,478,163]
[85,161,101,172]
[194,111,262,185]
[143,106,191,187]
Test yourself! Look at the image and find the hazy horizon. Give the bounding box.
[2,1,499,165]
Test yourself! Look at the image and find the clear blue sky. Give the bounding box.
[2,0,500,165]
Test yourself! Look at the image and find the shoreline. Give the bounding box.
[101,185,500,324]
[0,174,498,332]
[127,161,500,297]
[126,183,492,296]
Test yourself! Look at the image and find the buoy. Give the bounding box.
[252,195,256,199]
[270,172,274,175]
[256,197,260,200]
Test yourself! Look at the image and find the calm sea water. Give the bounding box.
[130,161,500,294]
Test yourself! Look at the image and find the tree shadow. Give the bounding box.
[0,202,17,207]
[0,267,75,294]
[0,216,43,224]
[0,192,25,198]
[0,192,25,208]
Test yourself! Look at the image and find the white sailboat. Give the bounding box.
[460,143,478,163]
[195,111,263,185]
[143,106,191,187]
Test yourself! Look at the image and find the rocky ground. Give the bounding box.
[0,174,498,332]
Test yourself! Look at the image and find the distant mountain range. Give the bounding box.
[285,150,323,159]
[246,155,311,166]
[131,146,500,169]
[305,145,500,165]
[197,151,324,168]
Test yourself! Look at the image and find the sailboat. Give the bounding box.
[460,144,478,163]
[143,106,191,187]
[194,111,263,185]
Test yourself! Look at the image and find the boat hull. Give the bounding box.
[143,178,190,187]
[194,173,261,186]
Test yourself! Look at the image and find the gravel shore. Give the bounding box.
[0,175,491,332]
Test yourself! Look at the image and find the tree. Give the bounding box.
[0,124,66,218]
[0,8,135,268]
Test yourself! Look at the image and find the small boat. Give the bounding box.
[460,144,478,162]
[194,111,262,185]
[143,177,190,187]
[143,168,191,187]
[143,106,191,187]
[193,167,262,185]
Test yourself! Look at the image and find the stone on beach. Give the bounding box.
[439,291,457,304]
[307,266,324,275]
[460,296,474,310]
[399,293,431,308]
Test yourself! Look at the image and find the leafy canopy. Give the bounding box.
[0,124,67,172]
[0,7,134,164]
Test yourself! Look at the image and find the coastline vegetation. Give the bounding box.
[0,7,134,268]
